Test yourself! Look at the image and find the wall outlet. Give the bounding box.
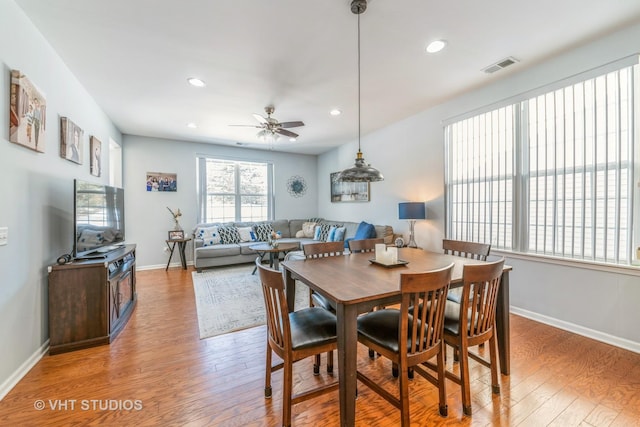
[0,227,7,246]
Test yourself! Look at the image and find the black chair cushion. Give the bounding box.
[311,292,336,312]
[357,309,423,354]
[290,307,337,350]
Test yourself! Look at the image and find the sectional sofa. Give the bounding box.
[192,218,394,272]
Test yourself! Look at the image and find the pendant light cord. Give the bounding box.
[357,9,361,153]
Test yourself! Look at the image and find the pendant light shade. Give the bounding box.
[335,0,384,183]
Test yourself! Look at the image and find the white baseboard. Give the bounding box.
[0,340,49,401]
[511,306,640,354]
[137,261,193,271]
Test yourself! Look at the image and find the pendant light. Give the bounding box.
[335,0,384,183]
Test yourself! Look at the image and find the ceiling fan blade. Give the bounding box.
[275,128,299,138]
[278,121,305,129]
[253,113,268,124]
[229,124,263,128]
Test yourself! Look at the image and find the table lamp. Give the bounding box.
[398,202,426,248]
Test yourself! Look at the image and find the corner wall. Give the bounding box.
[122,135,318,268]
[0,0,122,398]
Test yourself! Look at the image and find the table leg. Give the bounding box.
[336,303,358,426]
[178,241,187,269]
[252,251,266,275]
[165,241,176,271]
[496,270,510,375]
[284,268,296,313]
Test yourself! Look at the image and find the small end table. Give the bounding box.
[166,237,191,270]
[249,242,299,274]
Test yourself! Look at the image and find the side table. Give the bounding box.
[166,237,191,270]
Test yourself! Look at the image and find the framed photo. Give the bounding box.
[330,172,370,203]
[9,70,47,153]
[90,136,102,177]
[168,230,185,240]
[60,117,83,164]
[146,172,177,192]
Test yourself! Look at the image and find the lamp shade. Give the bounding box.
[398,202,426,220]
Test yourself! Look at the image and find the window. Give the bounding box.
[197,157,274,223]
[445,59,638,265]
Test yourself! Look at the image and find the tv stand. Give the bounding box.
[48,244,137,354]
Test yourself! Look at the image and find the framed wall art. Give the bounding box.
[60,117,83,164]
[330,172,370,203]
[146,172,177,192]
[90,136,102,177]
[9,70,47,153]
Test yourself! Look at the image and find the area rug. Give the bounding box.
[192,264,309,339]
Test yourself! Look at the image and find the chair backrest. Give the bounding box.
[256,258,291,353]
[399,263,454,364]
[459,259,505,339]
[348,238,384,253]
[303,241,344,259]
[443,239,491,261]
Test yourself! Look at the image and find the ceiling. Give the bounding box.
[14,0,640,155]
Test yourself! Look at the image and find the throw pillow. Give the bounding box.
[302,221,317,238]
[354,221,376,240]
[313,225,322,241]
[333,226,346,242]
[196,226,221,245]
[253,223,274,242]
[237,226,254,242]
[316,223,333,241]
[218,226,241,244]
[326,226,337,242]
[295,230,305,238]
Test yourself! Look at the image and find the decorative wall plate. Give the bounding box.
[287,175,307,197]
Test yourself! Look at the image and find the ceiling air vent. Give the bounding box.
[482,56,519,74]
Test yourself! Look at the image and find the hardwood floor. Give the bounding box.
[1,266,639,426]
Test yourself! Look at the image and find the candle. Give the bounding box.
[387,247,398,264]
[375,244,386,262]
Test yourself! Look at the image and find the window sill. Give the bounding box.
[491,249,640,278]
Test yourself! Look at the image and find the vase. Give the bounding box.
[173,220,182,231]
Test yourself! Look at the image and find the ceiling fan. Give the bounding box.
[230,105,304,141]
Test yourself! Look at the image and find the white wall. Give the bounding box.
[319,22,640,350]
[122,135,318,268]
[0,0,122,397]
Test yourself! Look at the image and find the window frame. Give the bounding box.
[444,56,639,267]
[196,155,275,223]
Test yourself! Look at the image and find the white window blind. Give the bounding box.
[445,60,638,265]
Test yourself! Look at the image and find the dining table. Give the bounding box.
[281,247,512,427]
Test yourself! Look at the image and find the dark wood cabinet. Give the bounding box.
[48,244,137,355]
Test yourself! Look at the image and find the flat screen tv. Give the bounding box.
[74,179,125,258]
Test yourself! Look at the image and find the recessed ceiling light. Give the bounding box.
[330,109,342,116]
[426,40,447,54]
[187,122,197,128]
[187,77,206,87]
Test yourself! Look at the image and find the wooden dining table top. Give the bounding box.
[282,247,510,306]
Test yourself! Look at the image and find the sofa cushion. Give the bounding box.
[219,226,241,244]
[271,219,290,238]
[195,243,241,258]
[302,222,317,238]
[253,223,273,241]
[236,226,254,242]
[314,223,334,241]
[354,221,376,240]
[239,242,260,255]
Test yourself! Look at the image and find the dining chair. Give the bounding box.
[347,237,384,253]
[256,259,339,427]
[439,258,505,416]
[442,239,492,358]
[302,241,344,374]
[356,263,454,426]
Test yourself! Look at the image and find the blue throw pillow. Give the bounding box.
[354,221,376,240]
[326,226,337,242]
[333,226,346,242]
